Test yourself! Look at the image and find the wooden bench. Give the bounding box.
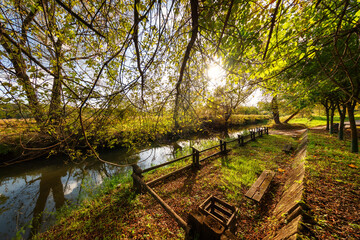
[245,170,275,202]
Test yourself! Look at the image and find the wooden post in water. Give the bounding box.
[131,164,143,194]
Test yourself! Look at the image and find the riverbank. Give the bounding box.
[0,114,269,166]
[34,130,298,239]
[0,125,266,239]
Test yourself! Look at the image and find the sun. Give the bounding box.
[206,60,226,88]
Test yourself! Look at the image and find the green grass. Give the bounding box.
[287,115,360,128]
[306,132,360,186]
[218,135,297,201]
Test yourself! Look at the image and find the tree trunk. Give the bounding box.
[48,39,63,124]
[337,103,346,140]
[325,107,330,131]
[329,103,336,134]
[284,109,300,123]
[0,40,44,124]
[271,95,281,124]
[0,7,44,125]
[173,0,198,129]
[347,101,358,153]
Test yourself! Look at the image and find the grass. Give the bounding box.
[287,115,360,128]
[34,132,298,239]
[304,130,360,239]
[219,135,297,201]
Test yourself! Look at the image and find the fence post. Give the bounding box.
[220,140,223,152]
[238,134,244,146]
[131,164,143,194]
[192,147,200,169]
[260,128,263,137]
[223,141,227,152]
[266,127,269,135]
[252,129,256,141]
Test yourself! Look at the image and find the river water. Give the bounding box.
[0,127,254,239]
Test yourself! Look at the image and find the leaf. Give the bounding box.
[348,164,357,169]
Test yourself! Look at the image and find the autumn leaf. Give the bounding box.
[348,164,357,169]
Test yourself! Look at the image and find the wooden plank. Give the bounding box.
[252,171,275,202]
[142,153,192,173]
[146,164,192,187]
[213,196,235,211]
[198,144,221,153]
[213,204,232,217]
[245,171,268,199]
[245,170,275,201]
[211,210,227,224]
[199,151,222,162]
[226,138,238,143]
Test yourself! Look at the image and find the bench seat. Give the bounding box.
[245,170,275,202]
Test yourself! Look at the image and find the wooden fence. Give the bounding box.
[131,126,269,234]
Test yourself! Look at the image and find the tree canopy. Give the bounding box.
[1,0,359,158]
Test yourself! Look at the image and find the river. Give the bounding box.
[0,127,255,239]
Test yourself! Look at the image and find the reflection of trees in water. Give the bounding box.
[3,147,150,239]
[30,168,66,238]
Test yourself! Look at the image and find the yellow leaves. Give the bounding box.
[348,164,357,169]
[278,168,285,173]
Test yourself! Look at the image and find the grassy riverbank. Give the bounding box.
[34,132,296,239]
[0,114,269,165]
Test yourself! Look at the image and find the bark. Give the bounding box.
[329,102,336,134]
[325,107,330,130]
[133,0,145,102]
[321,99,330,130]
[271,95,281,124]
[46,0,64,124]
[48,38,63,124]
[0,27,44,124]
[173,0,199,129]
[284,109,300,123]
[337,103,346,140]
[347,101,358,153]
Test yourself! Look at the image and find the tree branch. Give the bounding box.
[54,0,105,38]
[263,0,282,60]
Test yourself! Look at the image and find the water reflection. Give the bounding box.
[0,126,258,239]
[30,168,66,238]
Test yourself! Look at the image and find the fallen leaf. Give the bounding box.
[348,164,357,169]
[278,168,285,173]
